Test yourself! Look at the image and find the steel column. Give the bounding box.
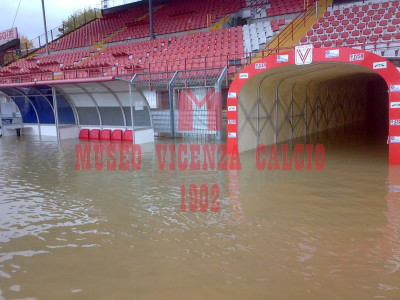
[52,87,60,141]
[169,71,179,137]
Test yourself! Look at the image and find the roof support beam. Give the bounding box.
[75,83,103,128]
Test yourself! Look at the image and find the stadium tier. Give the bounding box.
[1,0,400,85]
[246,0,316,18]
[300,0,400,53]
[0,27,244,82]
[36,0,245,52]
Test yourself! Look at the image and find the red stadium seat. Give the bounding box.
[346,38,355,46]
[330,33,339,40]
[89,129,100,140]
[379,20,388,27]
[79,129,89,139]
[357,23,366,30]
[357,36,367,44]
[111,130,123,141]
[369,35,379,43]
[373,14,382,21]
[100,129,111,140]
[122,130,133,141]
[378,8,385,15]
[362,29,372,36]
[336,26,344,33]
[362,16,371,23]
[384,13,393,20]
[335,39,344,46]
[374,27,383,35]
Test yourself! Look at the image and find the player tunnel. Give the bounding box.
[226,47,400,164]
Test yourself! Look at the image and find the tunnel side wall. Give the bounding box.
[237,72,369,153]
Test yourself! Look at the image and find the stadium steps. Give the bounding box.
[106,4,166,43]
[210,15,232,30]
[89,6,167,54]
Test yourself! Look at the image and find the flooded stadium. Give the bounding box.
[1,0,400,298]
[1,121,400,299]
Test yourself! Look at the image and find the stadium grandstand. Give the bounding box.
[0,0,399,162]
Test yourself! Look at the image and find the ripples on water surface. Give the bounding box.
[0,135,399,299]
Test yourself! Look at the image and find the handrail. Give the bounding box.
[265,3,317,56]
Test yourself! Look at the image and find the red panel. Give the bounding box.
[177,89,193,132]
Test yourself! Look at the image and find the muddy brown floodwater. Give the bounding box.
[0,130,399,299]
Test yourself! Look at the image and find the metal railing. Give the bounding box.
[2,9,101,66]
[264,2,317,55]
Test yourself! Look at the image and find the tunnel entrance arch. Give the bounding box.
[227,47,400,165]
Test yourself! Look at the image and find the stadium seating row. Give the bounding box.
[38,0,246,52]
[0,27,244,80]
[242,19,287,52]
[246,0,315,17]
[299,0,400,50]
[79,128,133,141]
